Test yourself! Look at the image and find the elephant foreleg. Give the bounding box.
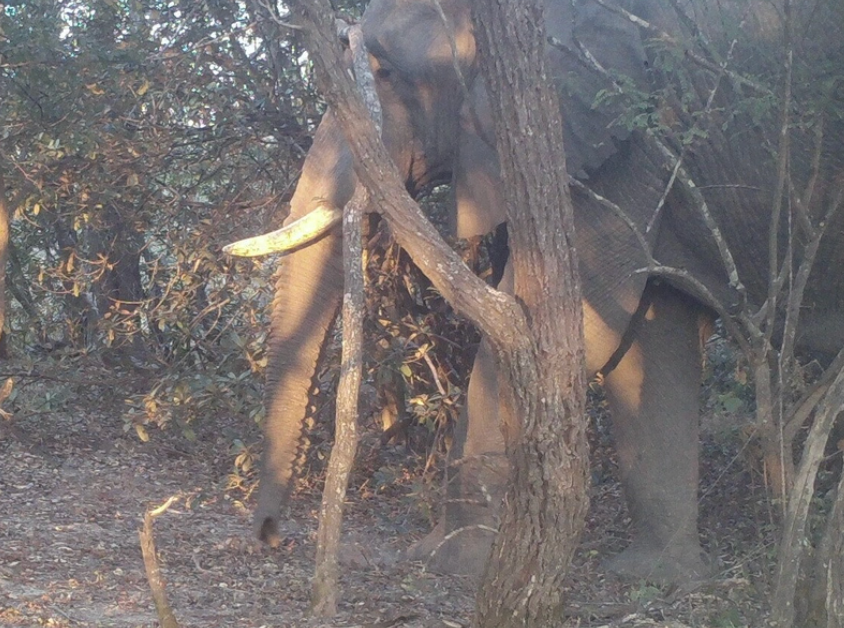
[409,255,513,575]
[602,281,714,584]
[410,336,507,574]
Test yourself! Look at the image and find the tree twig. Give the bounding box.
[591,0,771,95]
[772,359,844,628]
[139,495,182,628]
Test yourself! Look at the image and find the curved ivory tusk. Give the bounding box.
[223,204,343,257]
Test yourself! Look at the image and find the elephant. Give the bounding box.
[228,0,844,584]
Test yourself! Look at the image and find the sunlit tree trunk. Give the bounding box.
[0,171,11,358]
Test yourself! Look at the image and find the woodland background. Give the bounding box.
[1,1,842,627]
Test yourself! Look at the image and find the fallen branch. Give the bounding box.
[139,495,182,628]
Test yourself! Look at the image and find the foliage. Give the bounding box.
[703,331,755,416]
[1,0,462,460]
[365,231,477,432]
[0,0,324,439]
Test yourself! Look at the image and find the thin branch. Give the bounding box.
[592,0,771,95]
[801,114,825,222]
[312,23,380,617]
[256,0,306,30]
[419,524,499,570]
[789,114,825,239]
[636,264,752,356]
[764,0,793,346]
[139,496,182,628]
[568,179,652,259]
[780,176,844,374]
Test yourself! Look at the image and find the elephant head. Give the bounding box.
[229,0,844,583]
[232,0,482,548]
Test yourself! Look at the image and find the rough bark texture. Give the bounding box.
[311,25,381,617]
[0,171,10,358]
[824,475,844,628]
[310,189,365,617]
[469,1,588,626]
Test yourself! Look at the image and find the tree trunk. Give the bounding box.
[470,1,588,625]
[312,24,381,616]
[823,476,844,628]
[291,1,588,625]
[311,188,364,617]
[772,357,844,628]
[0,171,11,358]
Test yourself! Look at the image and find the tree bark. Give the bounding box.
[310,184,365,617]
[311,24,381,617]
[469,1,588,625]
[0,171,11,358]
[823,474,844,628]
[772,355,844,628]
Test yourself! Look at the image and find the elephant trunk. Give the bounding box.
[253,110,355,545]
[254,234,344,545]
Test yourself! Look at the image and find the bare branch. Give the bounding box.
[802,116,825,222]
[256,0,305,30]
[789,114,825,240]
[764,0,794,350]
[635,265,752,356]
[312,24,380,617]
[592,0,771,95]
[139,496,183,628]
[780,174,844,377]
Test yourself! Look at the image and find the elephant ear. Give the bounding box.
[544,0,649,179]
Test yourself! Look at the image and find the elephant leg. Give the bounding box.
[410,254,514,574]
[602,281,713,583]
[411,336,507,574]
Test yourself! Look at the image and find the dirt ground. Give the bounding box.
[0,361,773,627]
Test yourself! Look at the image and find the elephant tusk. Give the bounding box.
[223,204,343,257]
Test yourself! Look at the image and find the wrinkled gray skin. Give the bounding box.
[253,0,844,583]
